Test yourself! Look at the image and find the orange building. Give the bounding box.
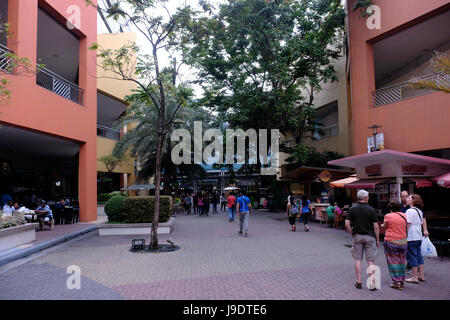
[346,0,450,158]
[0,0,98,222]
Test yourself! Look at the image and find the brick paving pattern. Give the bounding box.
[1,209,449,300]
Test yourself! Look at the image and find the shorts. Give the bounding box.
[351,234,378,261]
[406,240,424,267]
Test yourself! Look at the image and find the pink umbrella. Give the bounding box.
[432,172,450,188]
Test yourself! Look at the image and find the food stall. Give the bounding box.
[328,150,450,224]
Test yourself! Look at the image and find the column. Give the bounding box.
[79,141,97,222]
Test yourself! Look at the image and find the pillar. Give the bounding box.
[79,142,97,222]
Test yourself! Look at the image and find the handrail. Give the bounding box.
[372,72,449,107]
[36,66,84,105]
[97,124,126,140]
[0,43,14,73]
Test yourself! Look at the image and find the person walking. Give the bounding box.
[286,196,300,231]
[227,192,237,222]
[193,193,199,215]
[236,191,252,238]
[405,194,428,284]
[184,193,192,215]
[345,190,380,290]
[381,199,408,290]
[198,193,204,216]
[299,195,313,232]
[211,192,218,213]
[203,194,210,216]
[220,193,226,212]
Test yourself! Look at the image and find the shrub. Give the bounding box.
[109,191,128,197]
[98,193,112,203]
[0,213,27,229]
[104,195,126,222]
[123,196,172,223]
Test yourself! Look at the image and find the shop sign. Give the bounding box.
[402,165,427,175]
[365,164,382,176]
[318,170,332,182]
[290,183,305,195]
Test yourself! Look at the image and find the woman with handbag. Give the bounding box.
[405,194,428,284]
[286,197,301,231]
[300,195,313,232]
[381,199,408,290]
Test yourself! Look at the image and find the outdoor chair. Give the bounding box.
[53,207,65,225]
[318,209,328,226]
[333,213,345,229]
[429,228,450,262]
[38,215,54,231]
[63,207,75,224]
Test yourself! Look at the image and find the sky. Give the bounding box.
[96,0,227,99]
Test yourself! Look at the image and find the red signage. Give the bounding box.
[402,165,427,174]
[365,164,381,175]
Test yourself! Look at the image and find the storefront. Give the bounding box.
[328,150,450,225]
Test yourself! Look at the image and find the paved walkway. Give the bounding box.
[0,209,449,300]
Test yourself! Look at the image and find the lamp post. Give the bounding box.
[368,125,382,152]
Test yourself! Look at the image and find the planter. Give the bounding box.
[98,217,175,236]
[0,224,36,252]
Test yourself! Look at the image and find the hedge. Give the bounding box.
[98,191,127,203]
[104,195,126,222]
[123,196,172,223]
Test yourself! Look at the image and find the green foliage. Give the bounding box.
[98,154,123,173]
[186,0,346,144]
[352,0,374,16]
[267,179,290,210]
[0,213,27,229]
[104,195,126,222]
[123,196,172,223]
[98,193,112,203]
[285,146,345,171]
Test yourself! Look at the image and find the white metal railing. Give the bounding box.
[36,66,84,105]
[0,43,14,73]
[97,124,125,140]
[372,72,450,107]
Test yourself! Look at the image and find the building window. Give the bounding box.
[314,101,339,140]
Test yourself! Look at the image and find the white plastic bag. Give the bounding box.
[421,237,438,258]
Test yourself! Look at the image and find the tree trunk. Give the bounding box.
[149,44,166,250]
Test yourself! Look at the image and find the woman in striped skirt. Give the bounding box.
[381,199,408,290]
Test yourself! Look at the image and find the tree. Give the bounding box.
[0,20,45,105]
[87,0,202,249]
[98,154,123,173]
[409,51,450,93]
[185,0,346,148]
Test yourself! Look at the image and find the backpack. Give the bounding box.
[185,197,191,205]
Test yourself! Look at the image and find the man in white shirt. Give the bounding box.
[2,200,14,215]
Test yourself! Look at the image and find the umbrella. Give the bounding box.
[432,172,450,188]
[223,186,240,191]
[121,184,156,191]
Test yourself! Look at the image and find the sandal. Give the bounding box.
[354,282,362,289]
[390,282,403,290]
[405,278,419,284]
[418,277,426,282]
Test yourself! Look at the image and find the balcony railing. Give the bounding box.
[372,72,450,107]
[0,43,14,73]
[97,124,125,141]
[315,124,339,140]
[36,66,84,105]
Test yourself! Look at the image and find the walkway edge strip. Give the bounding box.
[0,225,99,267]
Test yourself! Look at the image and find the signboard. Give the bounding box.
[318,170,332,182]
[402,165,427,176]
[290,183,305,195]
[367,133,385,153]
[365,164,382,176]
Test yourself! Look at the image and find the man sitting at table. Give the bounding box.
[35,200,54,230]
[55,199,66,210]
[2,200,14,216]
[13,202,34,221]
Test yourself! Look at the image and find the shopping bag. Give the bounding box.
[421,237,438,258]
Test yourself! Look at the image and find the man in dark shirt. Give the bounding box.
[345,190,380,290]
[400,191,410,213]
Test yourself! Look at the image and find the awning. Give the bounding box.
[432,172,450,188]
[408,177,433,188]
[330,175,358,188]
[345,178,390,189]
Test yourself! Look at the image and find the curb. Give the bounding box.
[0,225,99,267]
